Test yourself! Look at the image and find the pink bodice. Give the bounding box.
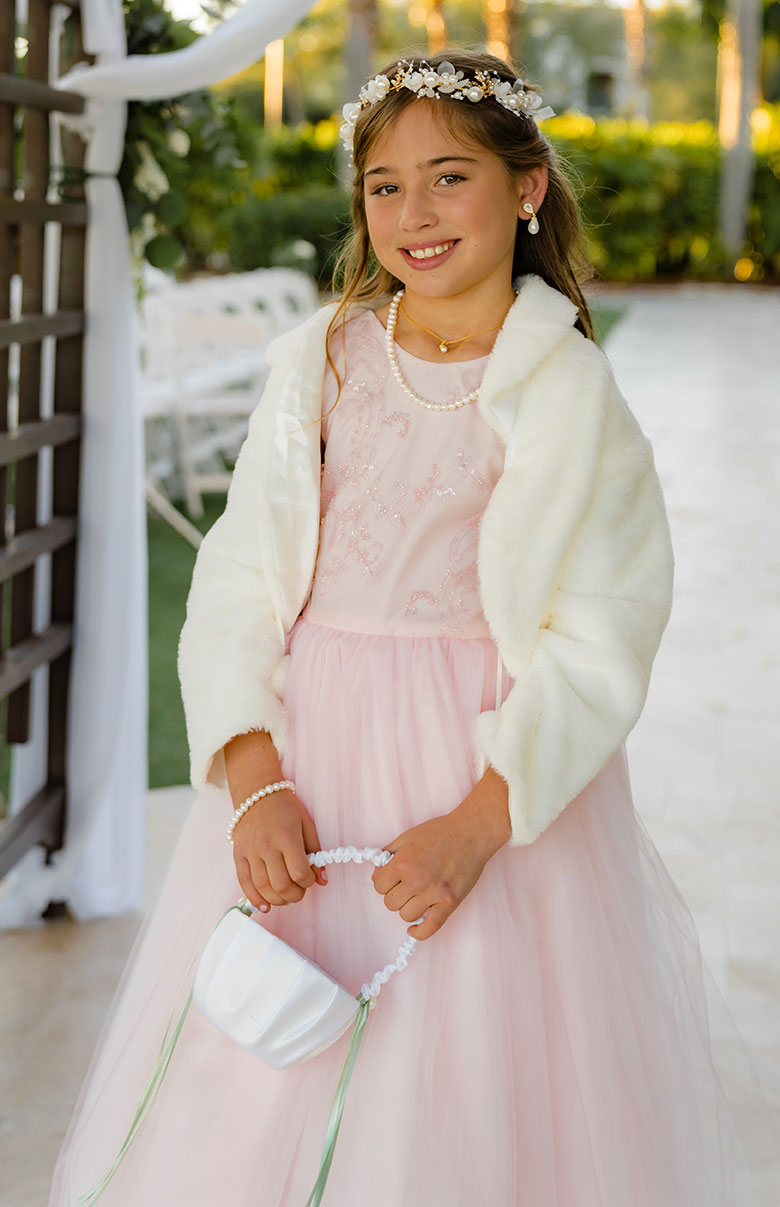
[302,308,506,638]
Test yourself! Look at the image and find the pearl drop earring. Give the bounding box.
[523,201,540,235]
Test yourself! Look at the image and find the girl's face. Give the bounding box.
[363,103,544,306]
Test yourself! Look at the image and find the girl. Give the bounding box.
[51,49,774,1206]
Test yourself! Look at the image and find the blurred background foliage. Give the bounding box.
[219,0,780,125]
[119,0,780,286]
[129,104,780,286]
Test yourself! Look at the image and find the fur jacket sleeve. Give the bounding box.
[177,277,674,847]
[176,361,292,791]
[473,330,674,844]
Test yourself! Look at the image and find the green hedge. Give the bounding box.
[221,112,780,284]
[546,114,780,281]
[226,183,351,287]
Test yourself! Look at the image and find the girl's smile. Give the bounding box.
[399,237,460,269]
[363,103,546,345]
[364,107,520,296]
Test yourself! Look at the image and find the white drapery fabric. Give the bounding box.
[0,0,319,927]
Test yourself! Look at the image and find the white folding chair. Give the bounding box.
[139,269,318,521]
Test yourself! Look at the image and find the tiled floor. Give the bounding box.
[2,282,779,1206]
[596,281,780,1049]
[597,282,780,1176]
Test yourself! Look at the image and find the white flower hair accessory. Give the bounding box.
[340,58,556,157]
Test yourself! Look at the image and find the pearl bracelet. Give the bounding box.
[226,779,296,844]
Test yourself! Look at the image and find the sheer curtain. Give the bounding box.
[0,0,319,927]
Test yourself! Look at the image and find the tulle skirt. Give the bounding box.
[50,614,778,1206]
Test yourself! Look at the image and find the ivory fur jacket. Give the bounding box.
[177,272,674,847]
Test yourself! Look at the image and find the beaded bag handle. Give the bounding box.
[240,845,424,1207]
[314,846,426,1002]
[238,845,424,1002]
[80,845,424,1207]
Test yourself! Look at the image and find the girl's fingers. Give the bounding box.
[398,894,431,924]
[235,855,271,911]
[246,855,286,907]
[406,902,450,942]
[235,795,328,904]
[372,860,401,896]
[283,845,316,891]
[264,849,305,903]
[282,811,317,889]
[300,808,328,886]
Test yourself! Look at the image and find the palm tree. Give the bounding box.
[484,0,512,61]
[346,0,378,101]
[428,0,448,54]
[622,0,650,120]
[717,0,763,259]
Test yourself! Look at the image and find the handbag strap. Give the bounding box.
[78,903,240,1205]
[81,852,423,1206]
[305,847,421,1207]
[239,845,424,1004]
[241,846,425,1207]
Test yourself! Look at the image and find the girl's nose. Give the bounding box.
[398,189,436,231]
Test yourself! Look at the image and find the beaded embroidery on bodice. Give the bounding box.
[302,308,506,638]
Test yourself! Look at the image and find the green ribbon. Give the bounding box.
[78,904,241,1205]
[78,906,374,1207]
[304,994,372,1207]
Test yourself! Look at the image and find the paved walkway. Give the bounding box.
[2,282,779,1206]
[595,280,780,1154]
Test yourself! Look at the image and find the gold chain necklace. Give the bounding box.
[399,299,505,354]
[385,291,480,412]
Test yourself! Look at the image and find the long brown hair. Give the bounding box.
[322,48,597,424]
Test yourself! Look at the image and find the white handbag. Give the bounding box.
[80,846,423,1207]
[193,846,421,1069]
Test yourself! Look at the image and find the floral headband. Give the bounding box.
[339,58,556,157]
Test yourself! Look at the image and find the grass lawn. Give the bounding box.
[593,304,625,346]
[148,496,225,788]
[147,301,628,787]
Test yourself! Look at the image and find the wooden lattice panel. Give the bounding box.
[0,0,88,882]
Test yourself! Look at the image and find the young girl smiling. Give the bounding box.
[50,48,774,1207]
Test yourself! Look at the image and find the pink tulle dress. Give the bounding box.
[50,309,776,1206]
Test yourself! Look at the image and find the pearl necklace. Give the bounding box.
[385,289,481,413]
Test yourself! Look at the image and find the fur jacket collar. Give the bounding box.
[178,273,674,846]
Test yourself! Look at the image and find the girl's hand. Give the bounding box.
[232,788,328,913]
[371,811,495,942]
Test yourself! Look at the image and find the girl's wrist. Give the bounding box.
[226,780,296,844]
[452,768,512,859]
[224,730,285,809]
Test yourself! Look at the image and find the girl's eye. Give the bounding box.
[370,173,465,196]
